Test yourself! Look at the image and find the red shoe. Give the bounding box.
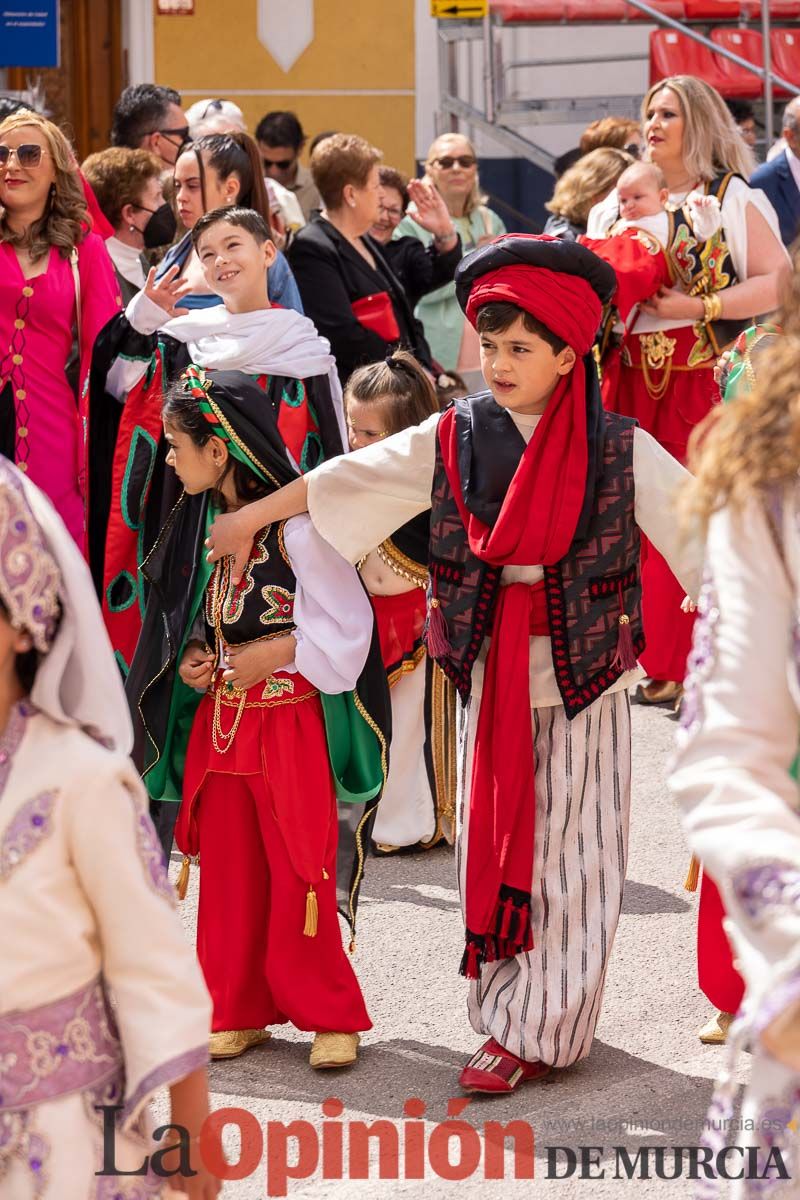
[458,1037,551,1094]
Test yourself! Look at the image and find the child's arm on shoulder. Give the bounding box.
[632,428,704,602]
[207,413,440,583]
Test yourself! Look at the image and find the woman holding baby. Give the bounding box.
[588,74,787,708]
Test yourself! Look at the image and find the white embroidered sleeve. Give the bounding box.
[283,514,374,693]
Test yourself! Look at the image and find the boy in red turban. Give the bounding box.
[204,234,702,1093]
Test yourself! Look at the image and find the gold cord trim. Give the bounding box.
[387,644,426,689]
[375,539,429,588]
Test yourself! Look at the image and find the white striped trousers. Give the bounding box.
[457,688,632,1069]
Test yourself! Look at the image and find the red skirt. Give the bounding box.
[371,587,427,686]
[608,326,717,681]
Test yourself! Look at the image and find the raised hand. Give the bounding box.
[143,264,192,318]
[406,179,457,244]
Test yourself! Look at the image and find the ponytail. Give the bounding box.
[345,351,439,435]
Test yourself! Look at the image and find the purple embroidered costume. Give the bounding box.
[0,459,211,1198]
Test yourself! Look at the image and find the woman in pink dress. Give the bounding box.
[0,111,120,547]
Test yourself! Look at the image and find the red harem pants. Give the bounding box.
[697,872,745,1015]
[177,675,372,1035]
[607,326,718,683]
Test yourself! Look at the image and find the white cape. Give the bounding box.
[162,305,346,443]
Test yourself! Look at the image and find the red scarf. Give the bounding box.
[444,261,602,978]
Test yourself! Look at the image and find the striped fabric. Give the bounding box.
[457,688,632,1068]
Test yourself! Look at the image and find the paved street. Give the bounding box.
[165,700,743,1198]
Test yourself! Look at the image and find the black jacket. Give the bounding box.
[750,150,800,247]
[380,233,462,312]
[288,217,433,383]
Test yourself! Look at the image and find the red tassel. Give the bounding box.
[611,581,638,672]
[463,941,481,979]
[612,614,637,672]
[425,597,451,657]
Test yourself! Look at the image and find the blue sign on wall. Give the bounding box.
[0,3,60,68]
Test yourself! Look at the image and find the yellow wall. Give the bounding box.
[154,0,416,172]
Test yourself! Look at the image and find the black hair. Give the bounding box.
[726,99,755,125]
[308,129,338,156]
[255,110,305,150]
[553,147,583,179]
[475,301,567,354]
[190,204,272,252]
[178,132,273,227]
[111,83,182,150]
[162,379,270,509]
[0,97,34,123]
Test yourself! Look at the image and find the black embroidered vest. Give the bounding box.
[204,520,296,649]
[428,412,642,721]
[669,172,749,355]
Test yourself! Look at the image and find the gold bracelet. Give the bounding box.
[702,292,723,324]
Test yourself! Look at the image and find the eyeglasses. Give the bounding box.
[624,143,642,159]
[379,204,404,220]
[154,126,191,147]
[433,155,477,170]
[261,155,296,170]
[0,144,50,168]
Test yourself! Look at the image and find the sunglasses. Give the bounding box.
[155,126,191,145]
[434,155,476,170]
[624,143,642,159]
[200,99,224,120]
[262,156,295,170]
[0,143,50,168]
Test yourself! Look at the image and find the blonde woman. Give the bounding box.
[588,75,787,708]
[544,146,634,240]
[0,112,120,546]
[394,132,506,377]
[670,265,800,1187]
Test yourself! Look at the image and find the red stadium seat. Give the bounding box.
[625,0,686,18]
[683,0,741,16]
[650,28,730,89]
[490,0,565,18]
[740,1,800,17]
[710,27,763,98]
[771,28,800,92]
[568,0,686,16]
[565,0,627,16]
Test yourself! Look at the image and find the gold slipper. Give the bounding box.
[209,1028,271,1059]
[698,1011,734,1045]
[309,1032,360,1069]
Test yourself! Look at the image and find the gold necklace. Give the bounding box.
[209,556,246,755]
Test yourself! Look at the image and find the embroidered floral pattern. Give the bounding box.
[0,976,121,1110]
[133,795,175,907]
[0,1111,49,1200]
[0,791,55,880]
[221,527,270,625]
[732,862,800,926]
[0,700,31,798]
[259,583,294,626]
[678,572,720,742]
[261,675,296,701]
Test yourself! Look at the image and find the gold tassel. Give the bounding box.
[684,854,700,893]
[349,939,356,955]
[176,855,191,901]
[303,885,318,937]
